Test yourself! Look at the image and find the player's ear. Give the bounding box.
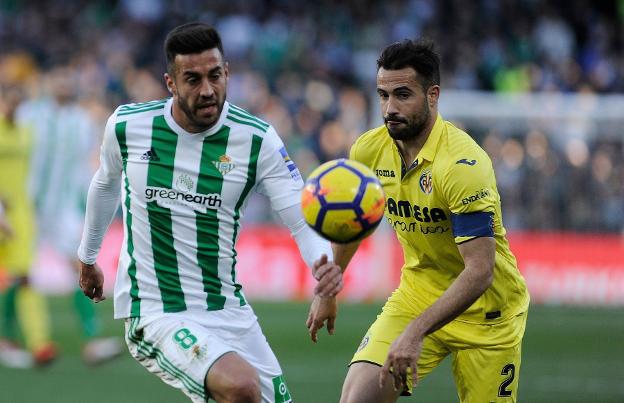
[427,85,440,107]
[164,73,177,96]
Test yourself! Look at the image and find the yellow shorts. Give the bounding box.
[351,287,527,402]
[0,202,35,275]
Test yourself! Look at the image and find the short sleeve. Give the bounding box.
[439,153,497,243]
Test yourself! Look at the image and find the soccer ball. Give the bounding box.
[301,159,386,243]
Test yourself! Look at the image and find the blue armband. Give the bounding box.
[450,211,494,238]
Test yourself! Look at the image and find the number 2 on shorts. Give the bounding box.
[498,363,515,397]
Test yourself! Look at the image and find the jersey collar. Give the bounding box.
[164,98,229,137]
[417,113,444,163]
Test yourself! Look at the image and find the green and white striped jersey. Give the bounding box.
[16,98,96,251]
[92,98,304,318]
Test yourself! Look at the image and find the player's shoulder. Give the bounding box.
[437,119,491,169]
[113,98,169,122]
[351,125,390,163]
[224,103,272,136]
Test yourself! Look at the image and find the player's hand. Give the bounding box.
[306,295,338,343]
[312,254,344,297]
[78,261,106,303]
[379,325,423,392]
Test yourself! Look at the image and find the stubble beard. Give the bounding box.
[387,104,431,141]
[176,94,226,132]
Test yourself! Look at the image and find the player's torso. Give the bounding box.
[121,115,258,230]
[18,100,95,216]
[0,119,31,203]
[361,130,463,274]
[353,122,529,323]
[113,100,268,317]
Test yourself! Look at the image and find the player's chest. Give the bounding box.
[376,163,452,235]
[123,133,256,212]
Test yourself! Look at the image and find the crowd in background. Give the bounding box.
[0,0,623,232]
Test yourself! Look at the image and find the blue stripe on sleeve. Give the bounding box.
[451,211,494,238]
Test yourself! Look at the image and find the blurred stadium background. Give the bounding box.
[1,0,623,402]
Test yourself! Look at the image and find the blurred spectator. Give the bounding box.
[0,0,622,232]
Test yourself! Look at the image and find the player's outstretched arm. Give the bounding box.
[306,240,361,342]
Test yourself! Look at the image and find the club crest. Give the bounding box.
[419,170,433,194]
[213,154,235,176]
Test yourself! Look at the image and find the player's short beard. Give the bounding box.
[177,93,225,131]
[386,102,431,141]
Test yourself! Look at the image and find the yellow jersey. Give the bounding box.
[0,116,35,271]
[350,114,529,324]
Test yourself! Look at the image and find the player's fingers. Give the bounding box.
[313,254,328,276]
[410,361,418,388]
[315,268,342,296]
[379,361,391,388]
[310,320,324,343]
[306,311,313,329]
[93,286,106,303]
[329,278,344,296]
[393,363,405,392]
[327,316,335,335]
[313,262,335,281]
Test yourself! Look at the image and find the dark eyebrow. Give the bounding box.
[208,65,223,75]
[181,65,223,77]
[392,86,413,93]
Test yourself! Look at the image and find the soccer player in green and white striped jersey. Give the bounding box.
[77,22,343,403]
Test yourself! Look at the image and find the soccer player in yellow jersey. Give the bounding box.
[307,39,530,402]
[0,85,56,367]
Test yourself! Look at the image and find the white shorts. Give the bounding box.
[124,306,292,403]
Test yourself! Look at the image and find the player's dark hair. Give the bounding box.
[377,39,440,90]
[164,22,224,73]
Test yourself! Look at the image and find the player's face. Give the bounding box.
[165,48,229,133]
[376,67,438,141]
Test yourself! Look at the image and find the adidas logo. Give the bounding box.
[141,148,160,161]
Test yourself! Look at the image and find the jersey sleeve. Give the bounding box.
[77,110,123,264]
[255,126,304,211]
[439,152,498,244]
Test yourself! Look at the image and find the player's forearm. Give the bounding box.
[277,204,333,268]
[407,237,496,337]
[77,169,121,264]
[331,241,360,272]
[409,264,493,338]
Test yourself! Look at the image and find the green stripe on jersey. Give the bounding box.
[195,126,230,310]
[230,134,263,306]
[227,106,269,129]
[116,121,141,317]
[118,102,166,117]
[226,114,268,133]
[119,99,167,111]
[147,116,186,313]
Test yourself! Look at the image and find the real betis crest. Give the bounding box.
[213,154,235,175]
